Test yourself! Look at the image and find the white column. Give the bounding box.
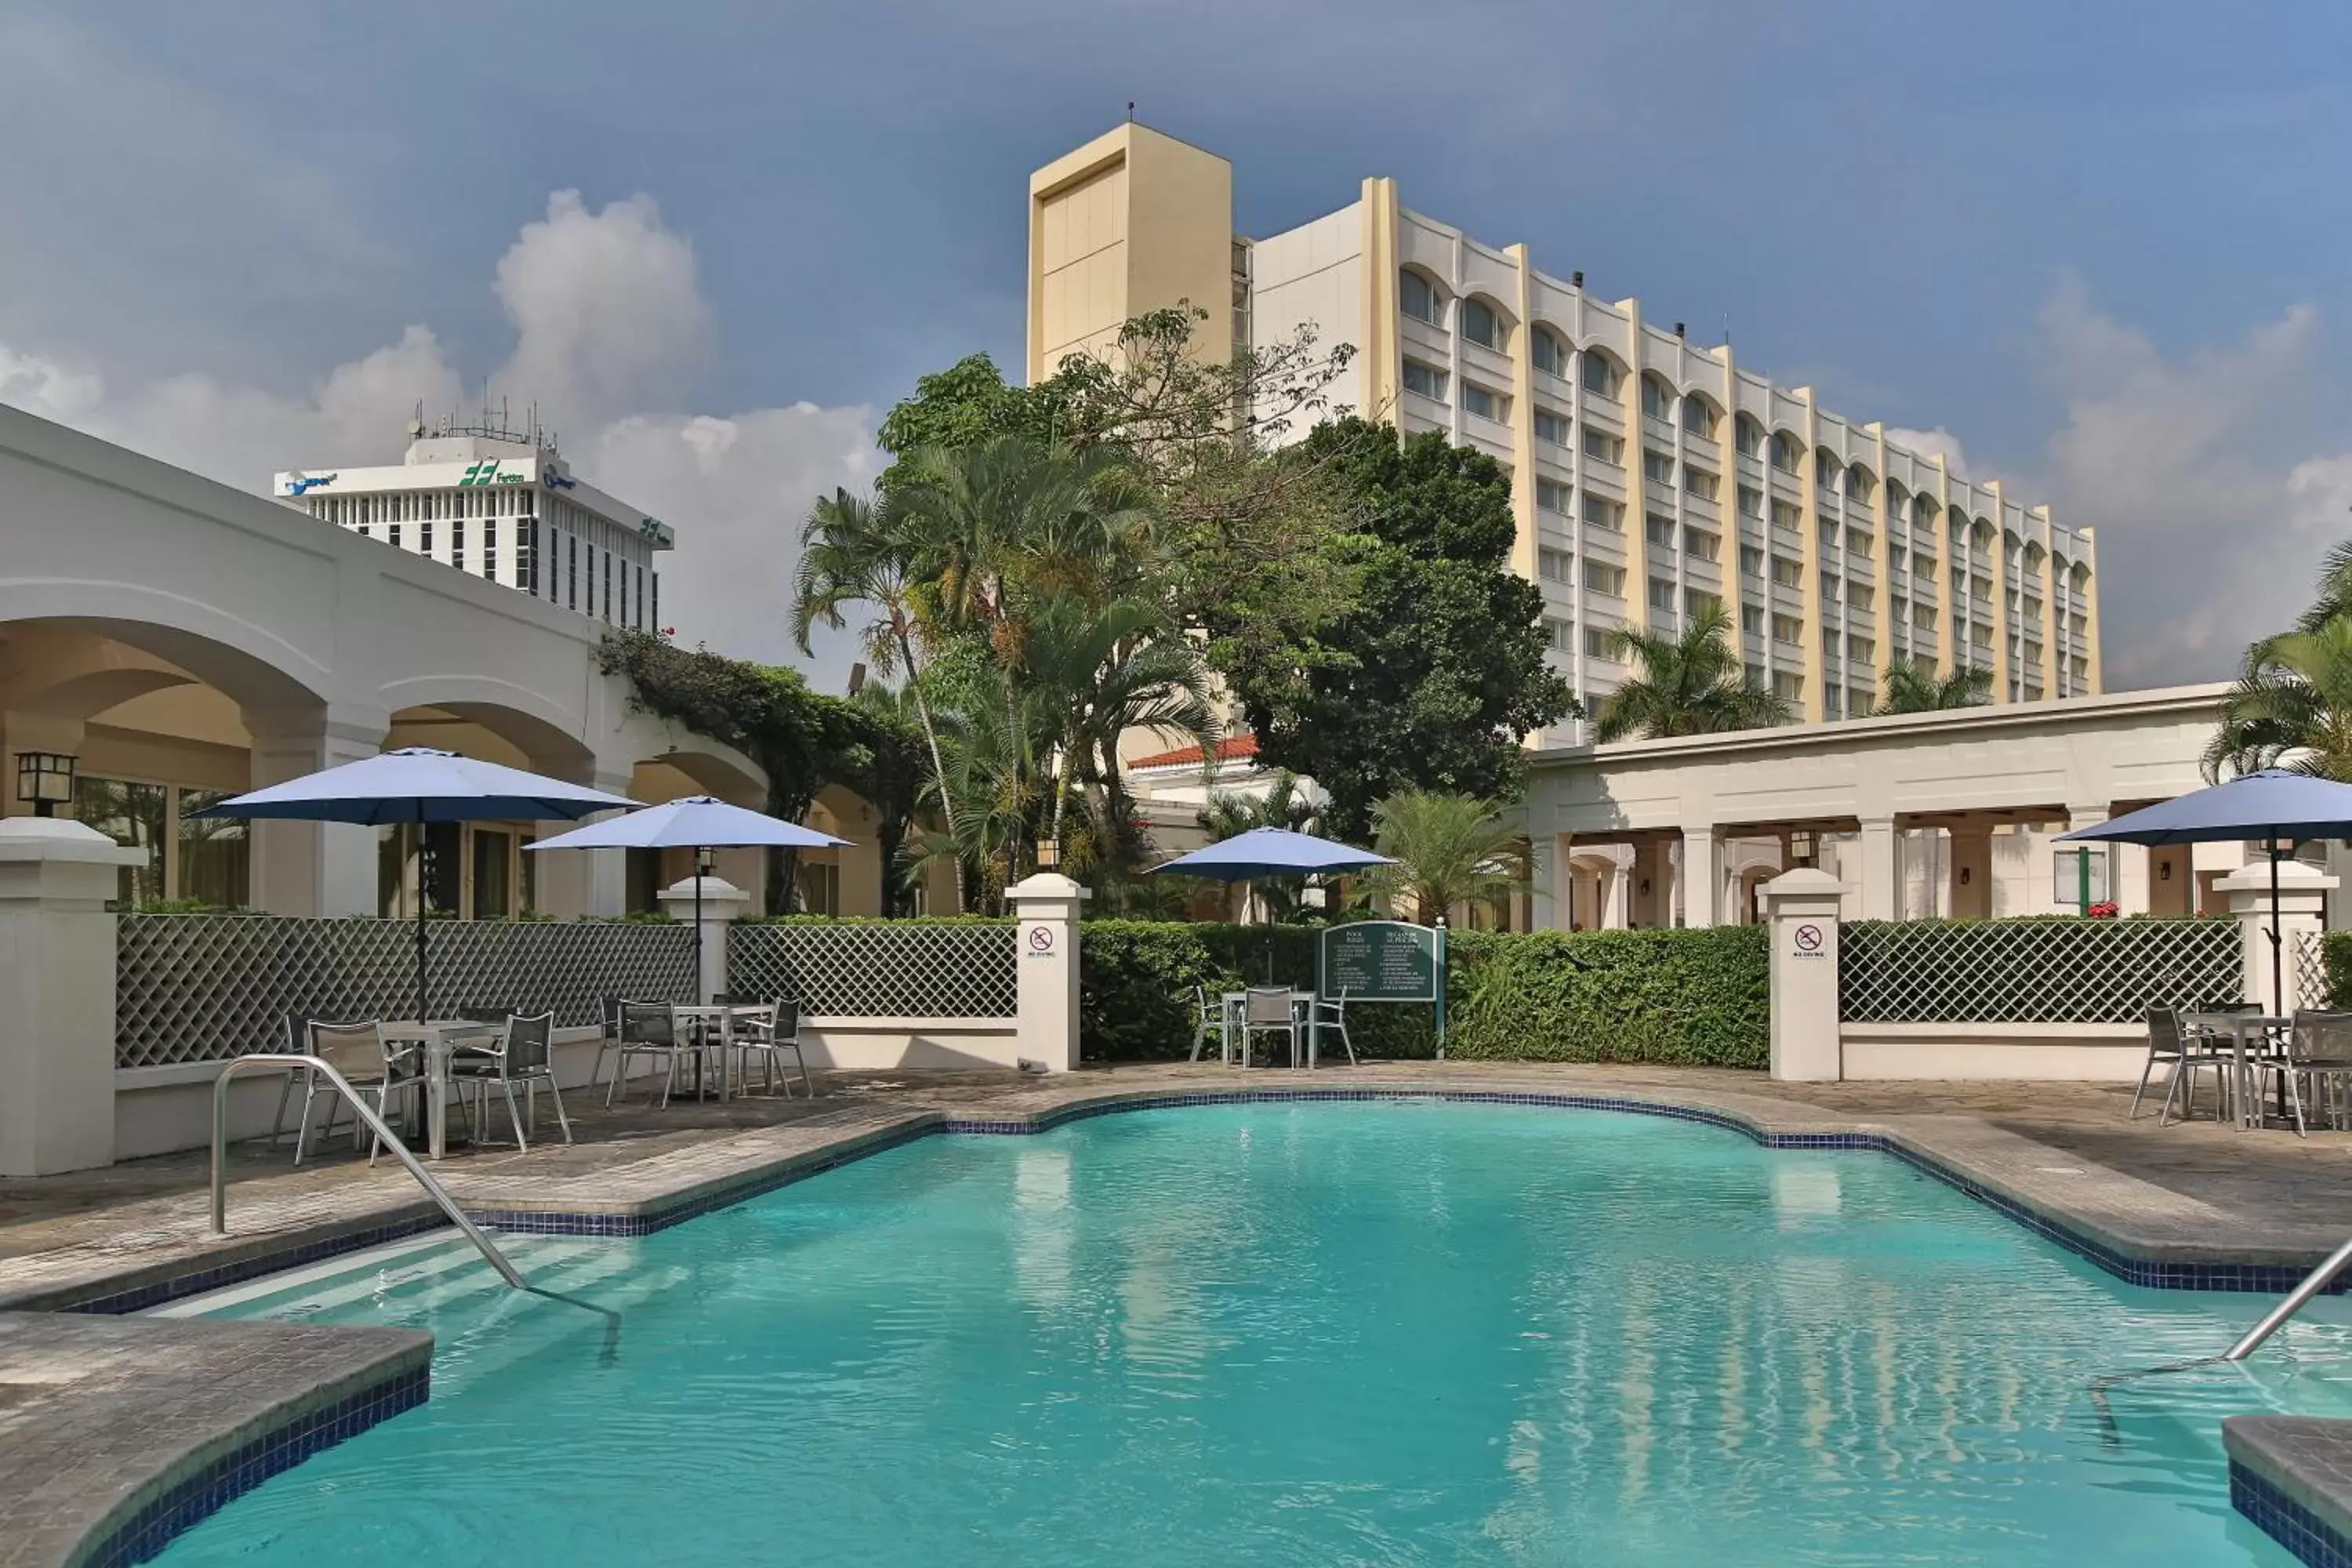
[245,711,383,916]
[1680,825,1721,928]
[1528,835,1564,932]
[539,768,636,919]
[0,818,144,1174]
[658,873,751,1002]
[1763,866,1849,1082]
[1857,815,1899,921]
[1602,861,1628,929]
[1009,872,1087,1072]
[2218,857,2339,1013]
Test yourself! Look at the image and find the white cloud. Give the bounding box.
[1885,426,1967,477]
[588,406,877,684]
[0,191,873,684]
[493,191,710,437]
[2026,280,2350,687]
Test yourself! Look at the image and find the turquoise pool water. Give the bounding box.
[152,1103,2352,1566]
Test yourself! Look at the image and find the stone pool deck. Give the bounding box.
[8,1061,2352,1566]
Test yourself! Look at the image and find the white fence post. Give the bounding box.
[2217,858,2338,1014]
[1008,873,1087,1072]
[0,818,143,1174]
[1764,867,1849,1082]
[658,874,752,1001]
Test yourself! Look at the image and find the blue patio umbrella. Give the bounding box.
[1150,827,1396,981]
[2060,768,2352,1011]
[192,747,641,1020]
[527,796,852,1001]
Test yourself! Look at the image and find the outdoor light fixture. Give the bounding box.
[2160,861,2174,882]
[14,750,75,818]
[1789,829,1815,864]
[1958,866,1973,887]
[1036,840,1060,869]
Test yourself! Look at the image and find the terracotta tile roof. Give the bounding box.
[1129,734,1260,771]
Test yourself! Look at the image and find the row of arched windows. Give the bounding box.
[1399,268,2092,589]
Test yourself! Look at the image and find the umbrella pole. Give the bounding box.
[413,802,429,1023]
[694,847,706,1005]
[2270,841,2285,1014]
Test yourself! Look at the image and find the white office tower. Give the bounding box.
[275,412,673,631]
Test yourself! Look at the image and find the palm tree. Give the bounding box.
[892,436,1157,649]
[1590,604,1787,741]
[1014,590,1219,856]
[1196,773,1319,921]
[793,487,962,889]
[1367,791,1528,924]
[1198,772,1318,841]
[2204,615,2352,782]
[1878,658,1994,714]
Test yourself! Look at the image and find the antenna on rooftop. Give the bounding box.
[1127,101,1135,122]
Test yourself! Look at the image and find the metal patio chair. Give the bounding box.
[2158,1007,2240,1126]
[1189,984,1236,1065]
[451,1011,570,1151]
[1310,987,1357,1067]
[608,1000,695,1109]
[731,998,814,1098]
[293,1019,423,1167]
[1241,986,1301,1069]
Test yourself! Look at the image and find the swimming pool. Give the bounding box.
[151,1102,2352,1565]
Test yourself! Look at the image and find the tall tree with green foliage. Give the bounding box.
[1219,419,1575,840]
[1878,658,1994,715]
[1590,605,1787,741]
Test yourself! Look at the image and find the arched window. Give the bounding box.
[1912,495,1936,530]
[1814,448,1842,488]
[1735,414,1764,458]
[1846,464,1875,504]
[1400,269,1443,327]
[1971,519,1994,554]
[1580,350,1622,398]
[1531,328,1570,377]
[1641,373,1675,422]
[1769,431,1802,473]
[1682,394,1719,440]
[1461,296,1504,350]
[1886,479,1908,515]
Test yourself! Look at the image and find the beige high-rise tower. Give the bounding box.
[1025,125,2103,742]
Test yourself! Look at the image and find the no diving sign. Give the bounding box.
[1025,924,1055,958]
[1791,923,1826,959]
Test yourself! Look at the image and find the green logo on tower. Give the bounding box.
[459,459,525,488]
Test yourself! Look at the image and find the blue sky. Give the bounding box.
[4,1,2350,688]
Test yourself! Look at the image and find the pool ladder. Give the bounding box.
[211,1054,528,1291]
[2226,1235,2352,1361]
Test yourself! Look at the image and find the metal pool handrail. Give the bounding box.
[211,1053,527,1290]
[2226,1235,2352,1361]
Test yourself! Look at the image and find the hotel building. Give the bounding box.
[1028,124,2103,739]
[275,416,673,634]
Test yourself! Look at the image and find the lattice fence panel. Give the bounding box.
[1840,917,2243,1025]
[2299,929,2336,1009]
[728,921,1016,1018]
[118,914,695,1068]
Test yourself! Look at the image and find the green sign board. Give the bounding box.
[1319,920,1441,1004]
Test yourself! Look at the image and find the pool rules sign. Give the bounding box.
[1318,920,1450,1056]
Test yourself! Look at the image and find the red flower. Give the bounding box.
[2087,901,2119,919]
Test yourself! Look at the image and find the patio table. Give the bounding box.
[669,1003,770,1102]
[378,1018,506,1160]
[2183,1011,2290,1130]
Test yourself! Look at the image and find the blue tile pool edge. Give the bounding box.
[73,1353,429,1568]
[57,1087,2344,1317]
[2233,1456,2352,1568]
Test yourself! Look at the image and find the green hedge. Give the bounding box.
[2324,931,2352,1009]
[1078,920,1767,1068]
